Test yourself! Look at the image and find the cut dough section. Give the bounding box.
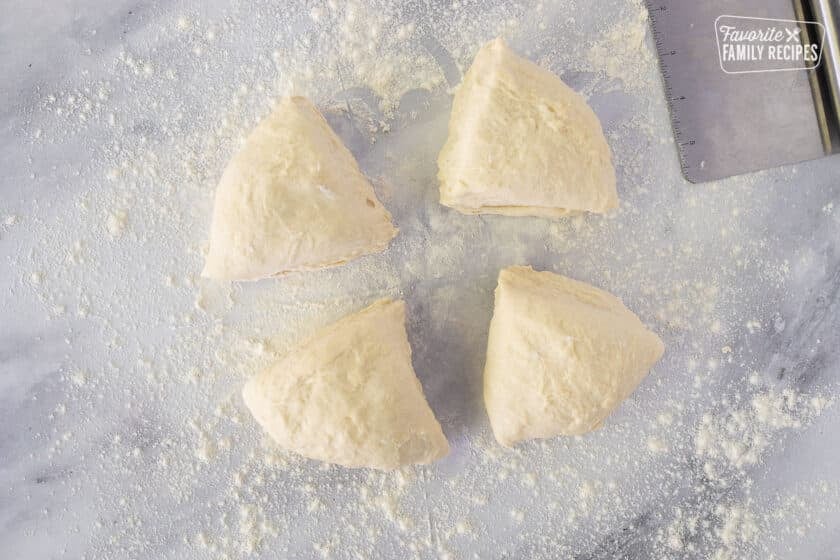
[202,96,397,280]
[484,266,664,446]
[242,299,449,470]
[438,38,618,217]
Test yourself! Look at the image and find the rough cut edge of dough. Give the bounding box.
[203,235,397,281]
[440,202,582,218]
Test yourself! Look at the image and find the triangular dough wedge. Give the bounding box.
[438,38,618,217]
[242,299,449,470]
[484,266,664,446]
[202,96,398,280]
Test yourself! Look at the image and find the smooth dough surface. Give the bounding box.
[484,266,664,446]
[202,96,397,281]
[437,38,618,217]
[242,299,449,470]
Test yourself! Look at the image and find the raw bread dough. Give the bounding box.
[202,96,397,281]
[242,299,449,470]
[484,266,664,446]
[437,38,618,217]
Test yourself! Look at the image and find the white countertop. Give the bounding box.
[1,0,839,558]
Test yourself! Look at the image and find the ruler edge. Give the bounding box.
[643,0,701,183]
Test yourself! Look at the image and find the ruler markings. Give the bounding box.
[644,0,697,177]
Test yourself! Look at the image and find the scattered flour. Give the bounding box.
[2,0,838,558]
[586,0,653,93]
[696,389,829,479]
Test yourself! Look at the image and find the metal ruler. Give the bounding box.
[644,0,833,182]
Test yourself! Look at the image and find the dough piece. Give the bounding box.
[484,266,664,446]
[437,38,618,217]
[202,96,397,280]
[242,299,449,470]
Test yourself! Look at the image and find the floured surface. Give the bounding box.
[1,0,840,558]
